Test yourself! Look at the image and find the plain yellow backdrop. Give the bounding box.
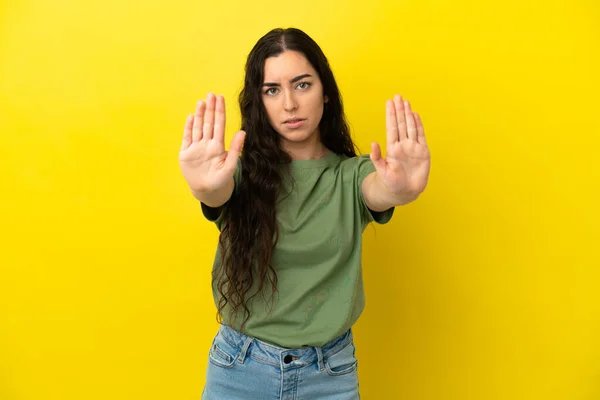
[1,0,599,399]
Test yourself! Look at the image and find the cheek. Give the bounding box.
[308,95,325,118]
[262,100,278,122]
[308,91,325,110]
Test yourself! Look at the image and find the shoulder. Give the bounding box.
[337,154,376,180]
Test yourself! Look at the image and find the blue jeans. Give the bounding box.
[201,323,360,399]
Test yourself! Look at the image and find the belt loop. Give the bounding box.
[238,336,254,364]
[315,346,325,371]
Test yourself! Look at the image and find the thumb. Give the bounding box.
[224,130,246,171]
[370,142,386,173]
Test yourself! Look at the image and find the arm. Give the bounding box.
[192,177,235,208]
[179,93,245,210]
[362,171,419,212]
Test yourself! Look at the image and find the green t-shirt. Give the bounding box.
[201,151,394,348]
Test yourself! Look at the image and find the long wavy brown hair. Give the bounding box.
[214,27,359,331]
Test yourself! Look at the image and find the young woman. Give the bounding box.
[179,27,430,400]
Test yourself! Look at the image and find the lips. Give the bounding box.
[284,118,305,123]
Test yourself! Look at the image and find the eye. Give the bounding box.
[297,82,311,90]
[265,87,279,95]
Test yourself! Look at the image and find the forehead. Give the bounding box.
[263,50,317,80]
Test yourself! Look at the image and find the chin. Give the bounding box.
[280,131,313,143]
[278,125,320,144]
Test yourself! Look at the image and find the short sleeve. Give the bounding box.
[200,159,242,227]
[354,154,395,225]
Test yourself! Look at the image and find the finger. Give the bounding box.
[394,94,407,141]
[192,100,205,142]
[404,100,418,141]
[213,95,226,144]
[203,92,216,140]
[370,142,386,172]
[386,100,399,146]
[181,114,193,150]
[224,130,246,172]
[414,112,427,145]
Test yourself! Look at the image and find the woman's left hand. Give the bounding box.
[370,94,431,198]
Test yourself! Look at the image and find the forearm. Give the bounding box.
[362,172,420,212]
[191,177,235,208]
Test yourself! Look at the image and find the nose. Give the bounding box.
[283,90,298,112]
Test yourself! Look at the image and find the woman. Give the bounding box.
[179,27,430,400]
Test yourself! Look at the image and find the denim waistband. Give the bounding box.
[217,323,354,371]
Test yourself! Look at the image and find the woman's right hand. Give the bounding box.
[179,93,246,194]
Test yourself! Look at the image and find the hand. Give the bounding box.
[370,94,430,197]
[179,93,246,193]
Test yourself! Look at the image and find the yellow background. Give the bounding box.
[1,0,599,399]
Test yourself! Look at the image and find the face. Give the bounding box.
[261,50,328,149]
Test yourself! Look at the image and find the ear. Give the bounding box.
[324,95,329,103]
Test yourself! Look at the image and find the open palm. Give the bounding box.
[370,95,430,196]
[179,93,245,193]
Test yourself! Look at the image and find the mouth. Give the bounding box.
[283,118,306,129]
[284,118,306,124]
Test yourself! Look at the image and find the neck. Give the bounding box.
[282,135,329,161]
[282,137,328,161]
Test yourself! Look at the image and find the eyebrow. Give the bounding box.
[262,74,312,87]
